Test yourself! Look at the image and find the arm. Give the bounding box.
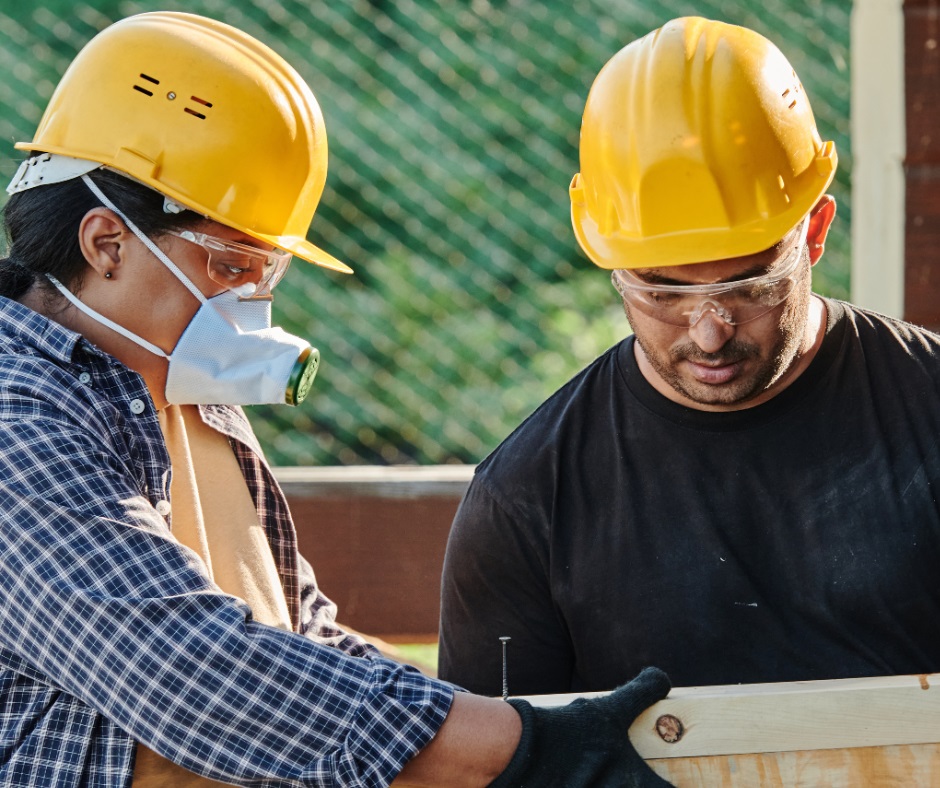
[394,692,521,786]
[439,478,575,695]
[0,419,451,785]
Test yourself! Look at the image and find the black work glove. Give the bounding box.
[489,666,673,788]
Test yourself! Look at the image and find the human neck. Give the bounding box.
[19,282,171,409]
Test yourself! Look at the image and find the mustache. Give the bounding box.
[670,340,761,365]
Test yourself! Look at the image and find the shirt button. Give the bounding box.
[155,500,171,517]
[78,372,92,384]
[129,399,146,415]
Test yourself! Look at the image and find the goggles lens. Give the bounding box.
[168,230,292,298]
[611,219,809,327]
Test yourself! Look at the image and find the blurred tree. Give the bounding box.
[0,0,851,465]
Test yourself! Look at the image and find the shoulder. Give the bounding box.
[831,299,940,363]
[0,314,147,454]
[472,340,629,503]
[0,349,102,421]
[0,298,101,415]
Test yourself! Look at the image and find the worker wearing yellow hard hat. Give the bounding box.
[0,10,673,787]
[440,16,940,734]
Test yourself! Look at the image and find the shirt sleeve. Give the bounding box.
[438,475,576,696]
[0,419,452,786]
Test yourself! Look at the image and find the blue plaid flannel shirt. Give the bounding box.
[0,297,454,786]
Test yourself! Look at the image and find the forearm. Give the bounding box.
[393,693,521,787]
[394,668,675,788]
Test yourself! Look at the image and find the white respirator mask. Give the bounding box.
[49,175,319,406]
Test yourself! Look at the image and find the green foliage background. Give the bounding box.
[0,0,851,465]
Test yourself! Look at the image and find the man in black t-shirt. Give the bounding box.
[439,17,940,697]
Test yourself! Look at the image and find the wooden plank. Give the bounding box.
[524,673,940,784]
[525,672,940,757]
[647,743,940,785]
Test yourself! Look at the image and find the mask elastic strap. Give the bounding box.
[80,175,207,305]
[47,274,170,359]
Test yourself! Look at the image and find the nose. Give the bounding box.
[687,305,736,354]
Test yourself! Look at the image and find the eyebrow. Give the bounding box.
[633,262,775,287]
[230,235,277,254]
[631,223,804,286]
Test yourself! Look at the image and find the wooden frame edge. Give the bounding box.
[523,672,940,759]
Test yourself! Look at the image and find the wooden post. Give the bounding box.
[851,0,905,318]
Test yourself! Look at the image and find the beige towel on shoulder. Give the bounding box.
[133,405,291,786]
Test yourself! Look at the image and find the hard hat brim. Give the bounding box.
[8,150,354,275]
[273,236,353,274]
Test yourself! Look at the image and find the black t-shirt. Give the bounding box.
[439,300,940,696]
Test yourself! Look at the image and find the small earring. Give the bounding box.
[104,272,113,279]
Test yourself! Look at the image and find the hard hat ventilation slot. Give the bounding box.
[184,95,213,120]
[133,73,160,97]
[781,73,802,110]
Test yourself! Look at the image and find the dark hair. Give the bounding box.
[0,162,200,300]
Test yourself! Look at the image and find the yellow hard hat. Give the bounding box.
[14,11,351,274]
[570,17,837,269]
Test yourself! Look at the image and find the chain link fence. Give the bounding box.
[0,0,851,465]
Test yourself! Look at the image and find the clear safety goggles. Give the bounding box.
[167,229,293,299]
[611,219,810,327]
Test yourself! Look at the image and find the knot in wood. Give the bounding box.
[655,714,684,743]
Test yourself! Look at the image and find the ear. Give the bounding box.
[806,195,837,266]
[78,208,128,280]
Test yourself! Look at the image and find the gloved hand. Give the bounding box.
[489,666,673,788]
